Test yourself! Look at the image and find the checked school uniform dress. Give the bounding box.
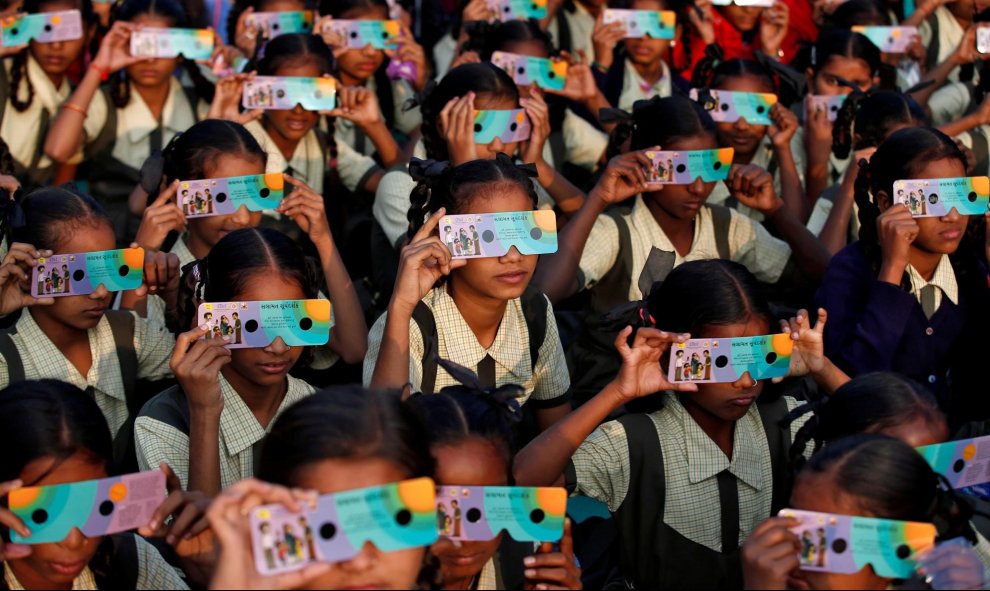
[0,309,174,437]
[616,59,673,113]
[135,373,315,490]
[566,392,809,588]
[362,284,571,409]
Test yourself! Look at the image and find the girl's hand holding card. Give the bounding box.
[134,248,181,310]
[170,325,230,415]
[779,308,827,379]
[210,74,263,125]
[92,20,143,75]
[0,243,53,315]
[590,150,656,207]
[279,175,332,248]
[725,164,782,214]
[759,1,789,57]
[134,180,187,251]
[325,85,384,129]
[0,479,32,562]
[612,326,696,402]
[876,204,918,284]
[741,516,802,591]
[439,93,479,165]
[391,208,467,315]
[523,519,583,590]
[768,102,798,149]
[520,88,551,167]
[915,537,988,591]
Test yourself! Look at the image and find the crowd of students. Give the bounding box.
[0,0,988,587]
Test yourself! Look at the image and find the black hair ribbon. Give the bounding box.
[435,356,523,422]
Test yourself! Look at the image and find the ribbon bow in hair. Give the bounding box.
[703,43,724,67]
[753,50,807,97]
[409,157,452,182]
[435,356,523,422]
[494,153,538,178]
[0,190,25,231]
[599,107,633,125]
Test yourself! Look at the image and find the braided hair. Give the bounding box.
[405,154,539,240]
[110,0,215,108]
[10,0,96,112]
[831,90,926,160]
[606,94,715,160]
[419,62,519,162]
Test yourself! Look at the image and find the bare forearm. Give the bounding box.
[363,122,401,168]
[532,193,605,303]
[767,202,831,282]
[187,410,222,496]
[804,147,831,208]
[818,172,857,255]
[369,306,412,391]
[812,358,850,394]
[536,159,585,214]
[317,238,367,364]
[937,112,984,138]
[911,55,962,107]
[774,144,808,222]
[45,67,102,162]
[514,382,625,486]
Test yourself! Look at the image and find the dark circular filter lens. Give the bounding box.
[713,161,722,170]
[765,352,777,364]
[757,106,766,114]
[31,509,48,525]
[395,509,412,526]
[530,227,543,240]
[510,122,518,131]
[954,459,966,473]
[517,66,526,76]
[676,164,687,173]
[10,28,18,36]
[99,500,114,516]
[299,317,313,331]
[319,522,336,540]
[272,23,280,31]
[483,230,495,243]
[530,509,545,524]
[474,123,482,133]
[832,538,848,554]
[260,188,270,198]
[467,508,482,523]
[349,31,358,39]
[896,544,911,559]
[720,104,730,112]
[245,319,259,333]
[118,265,130,277]
[216,192,228,203]
[73,269,85,281]
[276,89,286,99]
[43,24,52,32]
[969,191,978,203]
[715,355,729,368]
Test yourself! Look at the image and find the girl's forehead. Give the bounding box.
[474,92,518,110]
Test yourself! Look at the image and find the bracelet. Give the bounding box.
[591,61,608,74]
[89,63,110,82]
[61,102,88,117]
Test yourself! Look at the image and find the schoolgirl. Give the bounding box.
[407,372,583,590]
[534,95,829,400]
[546,0,602,61]
[43,0,215,242]
[206,386,442,589]
[225,0,310,60]
[692,55,807,221]
[373,62,586,248]
[135,223,365,494]
[0,187,178,460]
[0,380,208,590]
[0,0,96,189]
[514,259,832,588]
[365,156,573,432]
[816,126,990,426]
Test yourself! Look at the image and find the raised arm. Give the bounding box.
[768,103,809,222]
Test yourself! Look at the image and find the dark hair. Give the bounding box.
[854,127,979,290]
[10,0,96,113]
[823,0,891,29]
[7,185,111,250]
[0,380,114,484]
[832,90,926,159]
[406,155,539,239]
[464,19,554,61]
[406,389,519,479]
[808,29,881,78]
[177,227,321,344]
[800,434,973,542]
[420,62,519,161]
[111,0,215,108]
[225,0,315,55]
[691,57,776,96]
[610,95,716,159]
[786,373,944,472]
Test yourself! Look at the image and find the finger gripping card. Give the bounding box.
[9,470,166,544]
[779,509,935,579]
[644,148,734,185]
[666,334,792,384]
[689,88,778,125]
[918,435,990,489]
[32,248,144,298]
[130,28,214,60]
[249,477,438,575]
[440,210,557,258]
[978,24,990,54]
[1,10,82,46]
[851,26,917,53]
[473,109,532,144]
[322,19,399,49]
[892,177,990,217]
[603,9,676,39]
[179,173,285,218]
[244,11,313,37]
[242,76,336,111]
[490,51,568,91]
[808,95,845,122]
[487,0,548,20]
[197,299,330,348]
[435,486,566,542]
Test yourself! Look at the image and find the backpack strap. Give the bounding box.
[925,11,941,72]
[0,64,11,129]
[105,310,138,405]
[181,84,202,123]
[708,204,732,261]
[411,301,439,394]
[0,326,25,384]
[548,130,566,173]
[587,207,634,316]
[90,533,140,590]
[758,395,793,514]
[614,413,666,584]
[519,285,549,372]
[85,86,118,159]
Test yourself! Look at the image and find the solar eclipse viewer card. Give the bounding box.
[668,334,793,383]
[440,210,557,259]
[917,435,990,489]
[244,10,313,37]
[778,509,935,579]
[130,27,214,60]
[690,88,778,125]
[0,10,82,46]
[644,148,734,185]
[603,9,676,39]
[197,300,330,348]
[242,76,336,111]
[473,109,532,144]
[486,0,548,20]
[249,478,437,575]
[852,26,917,53]
[892,176,990,217]
[808,95,845,122]
[435,485,566,542]
[32,248,144,298]
[321,19,399,49]
[7,470,166,544]
[490,51,567,91]
[179,173,285,218]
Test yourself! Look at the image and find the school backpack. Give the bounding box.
[0,66,57,190]
[0,310,153,472]
[611,395,793,589]
[566,204,732,403]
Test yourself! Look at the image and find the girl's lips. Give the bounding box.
[940,228,963,241]
[83,307,107,318]
[50,560,87,576]
[258,362,290,374]
[730,396,756,407]
[494,271,528,284]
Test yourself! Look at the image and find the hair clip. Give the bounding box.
[435,356,523,422]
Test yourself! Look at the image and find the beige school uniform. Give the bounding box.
[0,309,174,436]
[363,284,571,408]
[617,58,673,112]
[135,373,316,490]
[577,197,792,302]
[543,108,608,171]
[0,55,74,172]
[547,1,596,60]
[919,6,966,84]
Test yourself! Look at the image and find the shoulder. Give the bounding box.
[137,384,189,428]
[827,242,871,275]
[133,535,190,590]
